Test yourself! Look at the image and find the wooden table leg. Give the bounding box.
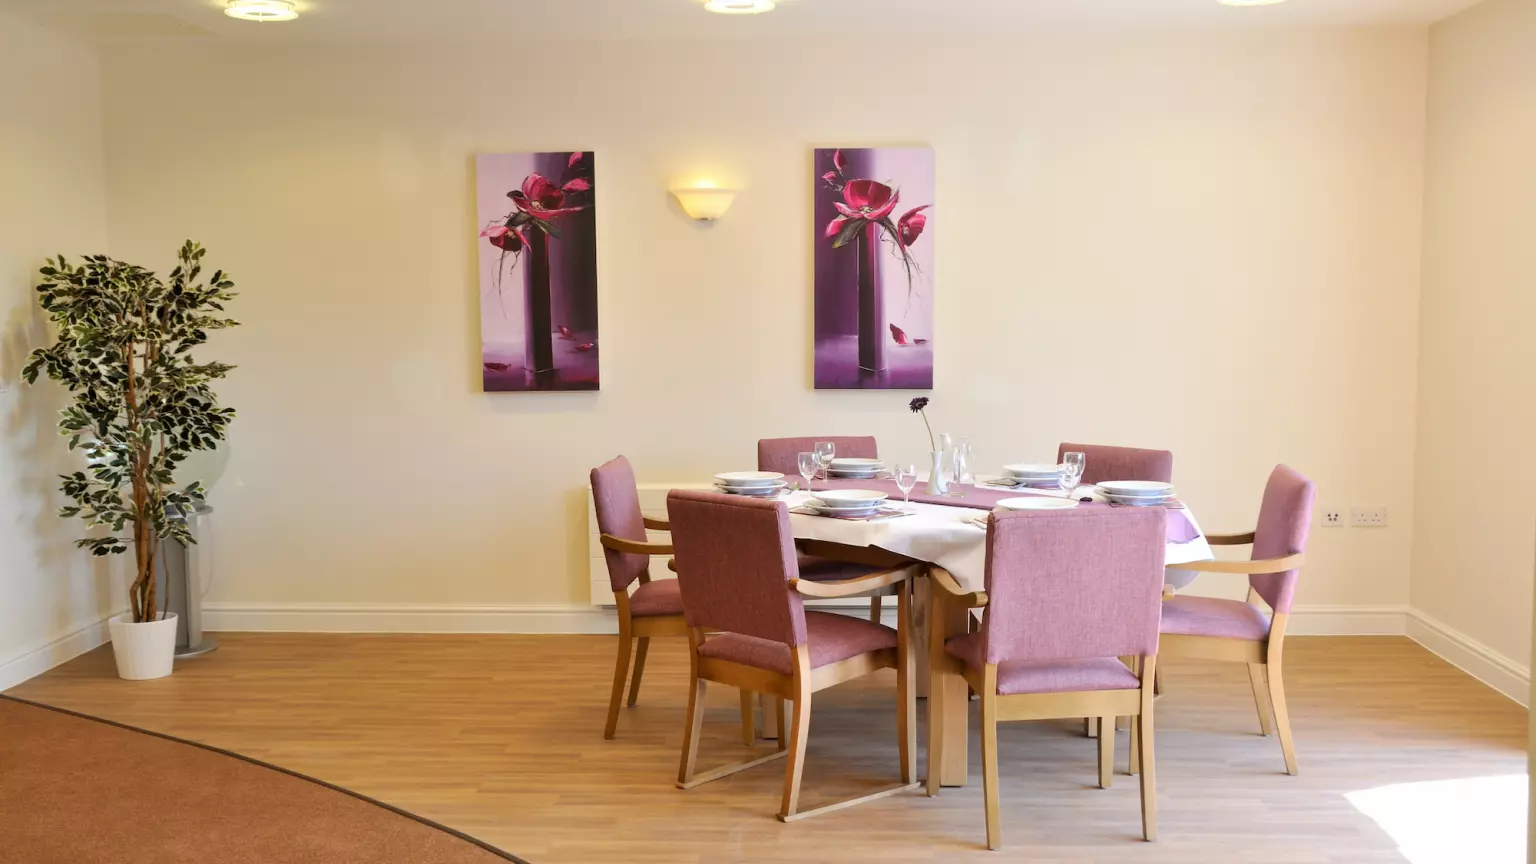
[935,592,970,788]
[913,577,931,699]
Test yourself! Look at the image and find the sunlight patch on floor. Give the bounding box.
[1346,774,1527,864]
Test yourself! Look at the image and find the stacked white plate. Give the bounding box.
[804,489,889,517]
[826,457,885,479]
[1099,480,1175,506]
[996,497,1079,511]
[713,471,787,498]
[1000,463,1066,489]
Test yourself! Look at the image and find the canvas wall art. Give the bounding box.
[477,152,598,392]
[813,147,934,390]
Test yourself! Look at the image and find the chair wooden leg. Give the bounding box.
[1085,717,1098,738]
[677,675,707,786]
[778,693,813,821]
[740,689,756,746]
[604,620,633,740]
[626,636,649,707]
[897,581,916,784]
[1248,663,1275,737]
[1138,657,1159,842]
[980,667,1001,851]
[870,595,882,623]
[1097,715,1114,789]
[772,698,788,751]
[1267,657,1299,775]
[1128,716,1139,776]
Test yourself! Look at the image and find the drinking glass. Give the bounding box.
[894,464,918,510]
[797,451,817,493]
[1063,451,1086,481]
[815,441,836,480]
[949,438,973,498]
[1060,451,1086,498]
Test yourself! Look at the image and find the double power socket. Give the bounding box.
[1321,506,1387,528]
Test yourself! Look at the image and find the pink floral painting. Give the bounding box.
[476,152,598,392]
[814,147,934,390]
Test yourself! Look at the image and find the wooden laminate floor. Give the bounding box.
[7,634,1526,863]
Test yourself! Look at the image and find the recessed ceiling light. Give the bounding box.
[1217,0,1287,5]
[225,0,299,22]
[705,0,776,14]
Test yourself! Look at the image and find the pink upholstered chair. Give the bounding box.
[927,507,1167,849]
[591,456,752,740]
[1159,464,1315,775]
[756,436,879,477]
[666,489,920,821]
[1057,442,1173,486]
[1057,442,1174,735]
[758,436,893,622]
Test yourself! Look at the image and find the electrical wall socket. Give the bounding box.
[1321,509,1344,527]
[1350,506,1388,527]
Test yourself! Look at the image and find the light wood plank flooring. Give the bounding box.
[7,634,1525,863]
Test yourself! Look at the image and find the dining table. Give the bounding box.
[779,475,1213,788]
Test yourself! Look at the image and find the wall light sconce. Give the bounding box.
[671,185,738,221]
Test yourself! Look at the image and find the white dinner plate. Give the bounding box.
[714,482,785,496]
[812,489,888,505]
[996,497,1079,511]
[1104,494,1169,507]
[1003,463,1064,477]
[714,471,785,488]
[829,457,883,469]
[1098,480,1174,496]
[805,503,883,517]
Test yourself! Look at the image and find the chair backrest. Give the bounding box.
[1249,465,1316,615]
[1057,442,1173,486]
[980,508,1166,667]
[666,490,807,646]
[757,436,879,476]
[590,456,649,592]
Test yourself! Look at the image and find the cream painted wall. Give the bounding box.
[96,31,1426,621]
[1412,0,1536,687]
[0,13,119,686]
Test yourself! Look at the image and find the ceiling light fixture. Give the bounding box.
[224,0,299,22]
[1217,0,1287,6]
[704,0,776,14]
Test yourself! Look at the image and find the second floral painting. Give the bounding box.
[814,147,934,390]
[476,151,599,392]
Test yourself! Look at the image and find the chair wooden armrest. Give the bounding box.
[1204,531,1257,546]
[600,534,675,556]
[927,565,988,608]
[642,516,670,531]
[1169,553,1304,575]
[789,567,914,599]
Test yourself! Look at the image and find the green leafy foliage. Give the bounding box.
[22,241,238,623]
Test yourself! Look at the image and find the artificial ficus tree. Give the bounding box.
[23,241,238,624]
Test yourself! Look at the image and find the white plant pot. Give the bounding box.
[108,612,178,680]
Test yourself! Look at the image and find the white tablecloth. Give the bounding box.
[784,490,1212,593]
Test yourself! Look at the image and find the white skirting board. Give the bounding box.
[202,602,1410,637]
[0,610,123,692]
[12,604,1524,708]
[1407,609,1530,707]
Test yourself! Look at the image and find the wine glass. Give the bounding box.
[797,451,817,493]
[1061,451,1086,498]
[815,441,836,481]
[894,463,918,510]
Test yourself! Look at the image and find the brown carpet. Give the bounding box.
[0,695,528,864]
